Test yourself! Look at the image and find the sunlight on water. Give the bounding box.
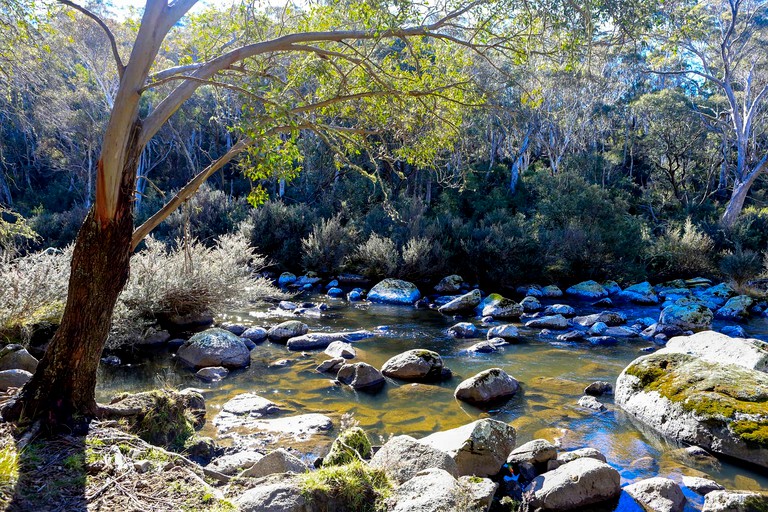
[96,295,768,500]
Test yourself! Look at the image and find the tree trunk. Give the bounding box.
[721,178,752,229]
[2,125,140,430]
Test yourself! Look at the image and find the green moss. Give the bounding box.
[626,353,768,447]
[324,427,372,466]
[731,421,768,449]
[300,459,391,512]
[743,494,768,512]
[63,453,85,472]
[0,445,18,488]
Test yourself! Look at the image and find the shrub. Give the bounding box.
[112,232,286,347]
[301,215,357,274]
[0,247,70,343]
[348,233,399,279]
[647,218,716,279]
[399,236,443,281]
[300,459,391,512]
[720,245,763,286]
[323,427,372,466]
[0,208,38,259]
[28,206,87,250]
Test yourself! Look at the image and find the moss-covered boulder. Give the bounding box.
[658,331,768,373]
[482,297,524,319]
[367,278,421,305]
[434,274,464,293]
[454,368,519,405]
[715,295,754,322]
[659,301,713,331]
[565,280,608,300]
[323,427,372,466]
[616,352,768,468]
[618,281,659,305]
[267,320,309,343]
[381,349,445,381]
[694,282,736,309]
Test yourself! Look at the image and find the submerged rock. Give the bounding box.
[195,366,229,382]
[176,328,250,369]
[454,368,519,405]
[466,338,508,354]
[616,351,768,468]
[285,330,373,350]
[420,418,517,477]
[524,458,621,511]
[381,349,445,382]
[368,278,421,305]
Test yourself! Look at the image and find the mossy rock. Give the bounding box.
[616,352,768,468]
[324,427,372,466]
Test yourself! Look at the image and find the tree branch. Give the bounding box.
[57,0,124,79]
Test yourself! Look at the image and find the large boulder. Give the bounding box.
[439,289,482,314]
[715,295,754,322]
[267,321,309,343]
[520,296,542,312]
[525,314,569,330]
[702,491,768,512]
[324,341,356,359]
[542,285,563,298]
[618,282,659,305]
[368,278,421,305]
[566,280,609,300]
[624,477,686,512]
[695,283,736,309]
[235,474,307,512]
[0,345,38,373]
[659,301,713,330]
[657,331,768,373]
[286,330,373,350]
[616,352,768,468]
[207,451,264,476]
[420,418,517,477]
[369,435,459,484]
[507,439,557,467]
[435,275,464,293]
[176,328,250,369]
[336,362,385,390]
[381,349,445,381]
[524,458,621,511]
[454,368,519,405]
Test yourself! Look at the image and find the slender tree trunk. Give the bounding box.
[2,124,141,429]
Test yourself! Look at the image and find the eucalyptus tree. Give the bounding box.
[650,0,768,228]
[2,0,543,429]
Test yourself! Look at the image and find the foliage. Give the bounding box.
[301,215,358,274]
[720,246,763,286]
[323,427,373,467]
[348,233,399,280]
[300,459,391,512]
[647,218,716,279]
[245,201,316,270]
[0,208,38,259]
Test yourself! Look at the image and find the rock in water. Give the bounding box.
[420,419,517,477]
[616,351,768,468]
[438,289,482,314]
[702,490,768,512]
[448,322,478,338]
[624,477,686,512]
[266,321,309,343]
[525,314,569,330]
[367,278,421,305]
[657,330,768,372]
[566,280,609,300]
[369,435,459,484]
[715,295,754,321]
[435,274,464,293]
[524,458,621,511]
[336,362,385,390]
[486,324,520,341]
[195,366,229,382]
[618,282,659,305]
[454,368,519,405]
[381,349,445,381]
[176,328,250,369]
[481,296,524,319]
[681,476,724,496]
[659,301,713,330]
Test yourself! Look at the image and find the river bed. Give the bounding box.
[95,293,768,507]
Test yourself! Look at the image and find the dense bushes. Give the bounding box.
[0,232,286,347]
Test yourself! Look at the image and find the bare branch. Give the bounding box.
[57,0,125,79]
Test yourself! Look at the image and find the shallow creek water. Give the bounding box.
[95,294,768,507]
